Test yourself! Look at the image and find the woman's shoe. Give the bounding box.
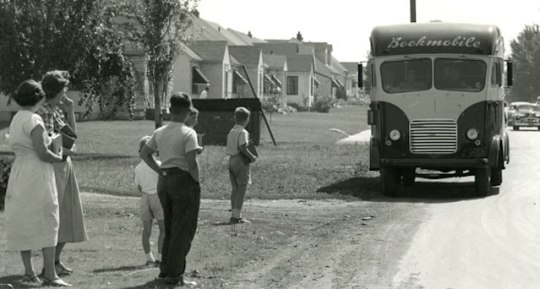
[42,277,72,287]
[22,274,40,283]
[55,261,73,276]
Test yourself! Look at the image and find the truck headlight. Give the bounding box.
[389,129,401,141]
[466,128,479,140]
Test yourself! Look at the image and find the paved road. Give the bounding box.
[393,129,540,289]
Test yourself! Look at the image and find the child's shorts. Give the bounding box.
[228,154,251,185]
[140,193,164,221]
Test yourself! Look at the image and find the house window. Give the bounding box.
[287,76,298,95]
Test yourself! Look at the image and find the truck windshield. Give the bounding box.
[434,59,486,92]
[381,59,431,93]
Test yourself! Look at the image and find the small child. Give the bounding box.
[186,108,204,154]
[226,107,257,224]
[185,107,199,128]
[134,136,164,265]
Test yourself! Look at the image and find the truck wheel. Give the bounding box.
[513,126,519,130]
[401,168,416,186]
[490,168,502,186]
[537,127,540,131]
[475,167,490,197]
[381,168,399,197]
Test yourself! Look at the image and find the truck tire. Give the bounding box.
[513,126,519,130]
[381,168,399,197]
[490,168,502,186]
[475,167,490,197]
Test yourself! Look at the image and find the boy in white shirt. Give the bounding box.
[226,107,257,224]
[134,136,164,265]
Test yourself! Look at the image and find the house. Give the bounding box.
[262,54,287,100]
[228,46,265,98]
[283,54,316,107]
[340,62,361,98]
[186,41,233,99]
[255,42,317,107]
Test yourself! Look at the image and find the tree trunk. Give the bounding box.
[153,78,162,128]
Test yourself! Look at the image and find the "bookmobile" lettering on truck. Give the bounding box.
[361,23,512,197]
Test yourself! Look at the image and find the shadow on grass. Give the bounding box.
[0,275,41,288]
[93,264,150,273]
[119,279,177,289]
[318,176,499,203]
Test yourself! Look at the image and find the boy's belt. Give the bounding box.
[161,167,188,177]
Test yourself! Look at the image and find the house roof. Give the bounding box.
[313,57,334,78]
[340,62,359,74]
[287,54,313,73]
[189,41,228,63]
[263,54,287,70]
[228,46,262,66]
[254,43,299,57]
[266,38,302,44]
[188,15,229,42]
[224,28,266,45]
[331,57,348,74]
[179,43,203,62]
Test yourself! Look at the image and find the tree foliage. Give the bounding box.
[0,0,136,119]
[510,24,540,102]
[114,0,198,128]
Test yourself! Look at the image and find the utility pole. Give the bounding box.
[410,0,416,23]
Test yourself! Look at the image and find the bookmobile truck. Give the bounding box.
[362,23,512,196]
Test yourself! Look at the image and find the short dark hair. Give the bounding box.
[234,107,250,123]
[12,80,45,107]
[41,70,70,99]
[189,107,199,116]
[169,92,192,115]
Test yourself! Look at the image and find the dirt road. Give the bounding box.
[225,129,540,289]
[394,129,540,289]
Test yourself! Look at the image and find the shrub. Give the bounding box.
[0,155,13,211]
[313,95,334,113]
[286,102,308,112]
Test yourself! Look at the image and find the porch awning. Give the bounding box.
[336,79,344,87]
[192,67,210,84]
[331,78,342,88]
[271,74,282,86]
[233,70,248,85]
[264,74,277,87]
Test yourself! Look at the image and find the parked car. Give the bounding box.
[508,101,540,130]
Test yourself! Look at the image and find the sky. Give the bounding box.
[198,0,540,62]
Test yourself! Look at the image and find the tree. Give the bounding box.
[510,24,540,102]
[116,0,198,128]
[0,0,136,119]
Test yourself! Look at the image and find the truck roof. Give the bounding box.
[370,23,503,57]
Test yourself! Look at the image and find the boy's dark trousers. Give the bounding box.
[157,168,201,278]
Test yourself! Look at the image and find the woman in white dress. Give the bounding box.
[4,80,70,286]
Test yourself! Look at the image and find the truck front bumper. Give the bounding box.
[381,158,488,169]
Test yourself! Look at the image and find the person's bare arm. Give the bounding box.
[239,143,257,162]
[140,145,161,174]
[186,150,200,183]
[30,126,63,163]
[60,96,77,133]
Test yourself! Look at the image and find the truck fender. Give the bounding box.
[369,137,381,170]
[488,135,502,168]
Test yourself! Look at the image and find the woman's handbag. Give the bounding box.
[59,124,77,149]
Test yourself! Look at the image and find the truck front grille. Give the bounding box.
[409,119,457,154]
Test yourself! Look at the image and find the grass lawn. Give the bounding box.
[26,105,371,200]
